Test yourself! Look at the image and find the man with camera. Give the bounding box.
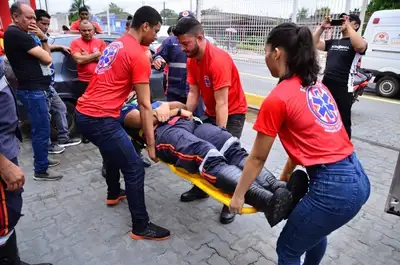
[313,13,368,139]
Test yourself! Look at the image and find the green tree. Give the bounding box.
[367,0,400,14]
[297,7,309,20]
[314,7,331,18]
[160,8,178,25]
[201,6,221,16]
[109,2,124,14]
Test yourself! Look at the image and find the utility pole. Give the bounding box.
[190,0,193,12]
[44,0,48,12]
[359,0,368,33]
[163,1,166,24]
[196,0,201,22]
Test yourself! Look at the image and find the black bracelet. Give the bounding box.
[177,108,182,116]
[41,38,48,43]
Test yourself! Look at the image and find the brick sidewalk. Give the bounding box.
[14,122,400,265]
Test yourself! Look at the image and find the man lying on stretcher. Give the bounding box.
[119,94,309,227]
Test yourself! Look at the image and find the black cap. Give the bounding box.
[340,13,361,25]
[178,10,195,20]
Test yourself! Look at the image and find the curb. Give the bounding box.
[245,92,264,110]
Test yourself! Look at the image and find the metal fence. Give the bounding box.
[48,0,368,59]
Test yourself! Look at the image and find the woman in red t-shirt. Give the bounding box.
[230,23,370,265]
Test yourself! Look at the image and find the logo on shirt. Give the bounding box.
[204,75,211,88]
[306,84,341,132]
[96,41,123,74]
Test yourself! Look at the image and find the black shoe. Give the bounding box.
[0,232,52,265]
[48,144,65,154]
[58,138,82,147]
[106,189,126,206]
[34,169,63,181]
[180,185,209,202]
[219,205,235,224]
[82,137,90,144]
[48,158,60,168]
[130,222,170,241]
[265,187,293,227]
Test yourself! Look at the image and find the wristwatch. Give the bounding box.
[41,37,48,43]
[177,108,182,116]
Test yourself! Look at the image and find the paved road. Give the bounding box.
[16,120,400,265]
[234,60,400,150]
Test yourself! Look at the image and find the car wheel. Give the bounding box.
[376,76,400,98]
[50,100,77,141]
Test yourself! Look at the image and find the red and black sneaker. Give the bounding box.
[130,222,171,241]
[106,189,127,206]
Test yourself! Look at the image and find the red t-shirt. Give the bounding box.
[70,37,106,82]
[187,42,247,117]
[70,20,103,33]
[253,76,354,166]
[76,34,151,118]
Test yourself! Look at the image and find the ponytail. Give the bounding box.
[266,23,320,87]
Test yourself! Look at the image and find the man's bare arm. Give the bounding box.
[136,83,156,148]
[313,26,326,51]
[27,46,52,65]
[72,52,101,65]
[186,85,200,112]
[214,87,229,128]
[168,101,187,110]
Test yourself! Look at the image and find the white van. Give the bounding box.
[361,9,400,98]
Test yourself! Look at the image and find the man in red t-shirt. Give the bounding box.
[75,6,171,241]
[69,6,102,34]
[70,20,105,91]
[173,17,248,224]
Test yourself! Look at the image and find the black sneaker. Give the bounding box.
[106,189,126,206]
[130,222,170,241]
[34,169,63,181]
[180,185,209,202]
[48,144,65,154]
[48,158,60,168]
[58,138,82,147]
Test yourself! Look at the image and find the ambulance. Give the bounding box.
[361,9,400,98]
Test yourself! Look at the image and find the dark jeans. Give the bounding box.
[0,158,23,238]
[166,93,205,119]
[276,153,370,265]
[203,114,246,139]
[16,89,49,174]
[322,78,353,139]
[74,111,149,232]
[48,86,69,143]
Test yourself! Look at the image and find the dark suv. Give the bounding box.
[5,34,165,138]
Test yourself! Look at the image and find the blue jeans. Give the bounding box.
[16,89,49,174]
[74,111,149,232]
[47,86,69,143]
[276,153,370,265]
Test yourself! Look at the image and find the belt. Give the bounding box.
[0,76,8,91]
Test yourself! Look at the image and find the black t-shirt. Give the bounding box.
[323,38,366,88]
[4,25,52,90]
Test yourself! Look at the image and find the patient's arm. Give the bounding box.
[123,104,187,129]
